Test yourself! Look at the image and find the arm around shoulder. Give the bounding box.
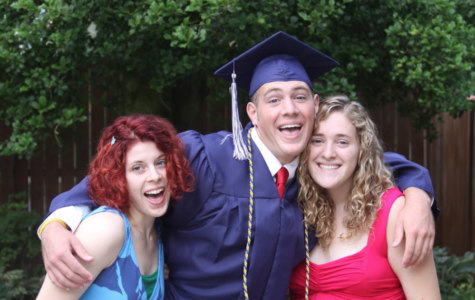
[387,196,441,300]
[38,205,92,239]
[48,177,96,216]
[37,212,125,300]
[39,177,95,238]
[384,152,434,196]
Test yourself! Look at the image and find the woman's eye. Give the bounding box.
[133,166,143,171]
[311,139,323,145]
[156,160,166,167]
[338,140,349,146]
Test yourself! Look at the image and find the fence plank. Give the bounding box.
[434,112,470,255]
[12,156,29,205]
[44,138,60,217]
[470,111,475,252]
[396,112,412,160]
[61,126,77,200]
[379,103,397,152]
[429,118,444,248]
[411,128,425,167]
[29,144,44,214]
[0,123,14,204]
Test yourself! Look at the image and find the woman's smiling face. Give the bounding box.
[307,111,360,194]
[125,141,170,218]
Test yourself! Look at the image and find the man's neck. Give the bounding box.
[250,127,299,181]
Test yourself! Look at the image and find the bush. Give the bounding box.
[0,195,44,299]
[0,196,42,272]
[434,247,475,300]
[0,267,43,300]
[1,0,474,159]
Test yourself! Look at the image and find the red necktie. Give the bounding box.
[276,167,289,200]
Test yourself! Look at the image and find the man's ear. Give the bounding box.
[247,102,258,126]
[314,94,320,115]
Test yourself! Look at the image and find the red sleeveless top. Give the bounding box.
[289,187,406,300]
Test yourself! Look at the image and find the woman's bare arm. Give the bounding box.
[387,196,441,300]
[37,212,125,300]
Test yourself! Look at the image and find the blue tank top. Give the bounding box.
[79,206,164,300]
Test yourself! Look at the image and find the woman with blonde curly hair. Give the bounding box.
[289,96,440,299]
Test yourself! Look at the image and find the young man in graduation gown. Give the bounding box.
[39,32,438,300]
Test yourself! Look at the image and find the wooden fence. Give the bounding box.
[0,101,474,256]
[371,103,475,256]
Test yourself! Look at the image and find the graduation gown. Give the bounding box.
[162,126,307,300]
[47,122,437,300]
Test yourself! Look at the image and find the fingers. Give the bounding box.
[41,223,93,289]
[46,269,71,290]
[42,247,72,291]
[405,213,435,267]
[47,259,87,289]
[396,188,436,269]
[412,228,435,267]
[405,231,423,267]
[416,213,436,266]
[400,233,415,269]
[45,244,92,289]
[71,236,94,263]
[401,225,435,268]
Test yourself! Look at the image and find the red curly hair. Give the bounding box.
[87,114,194,213]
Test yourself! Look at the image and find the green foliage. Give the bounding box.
[0,195,43,299]
[305,0,475,140]
[0,267,43,300]
[0,196,42,273]
[434,247,475,300]
[1,0,474,157]
[383,0,475,139]
[451,283,475,300]
[0,0,87,159]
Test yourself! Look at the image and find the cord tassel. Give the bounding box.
[230,71,248,160]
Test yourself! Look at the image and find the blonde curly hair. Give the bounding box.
[297,95,394,249]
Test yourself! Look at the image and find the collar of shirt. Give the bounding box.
[251,127,299,183]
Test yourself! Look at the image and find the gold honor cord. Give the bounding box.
[242,128,309,300]
[243,128,254,300]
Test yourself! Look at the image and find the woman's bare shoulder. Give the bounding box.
[74,211,126,264]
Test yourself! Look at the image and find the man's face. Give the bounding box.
[246,81,319,165]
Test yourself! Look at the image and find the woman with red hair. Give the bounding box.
[38,114,194,300]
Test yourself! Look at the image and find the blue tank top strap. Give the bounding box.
[149,218,165,299]
[83,206,125,221]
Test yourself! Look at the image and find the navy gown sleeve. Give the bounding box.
[162,130,215,228]
[46,177,96,219]
[384,152,439,220]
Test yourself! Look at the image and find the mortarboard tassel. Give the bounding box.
[229,70,248,160]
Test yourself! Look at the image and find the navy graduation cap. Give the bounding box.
[214,31,339,160]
